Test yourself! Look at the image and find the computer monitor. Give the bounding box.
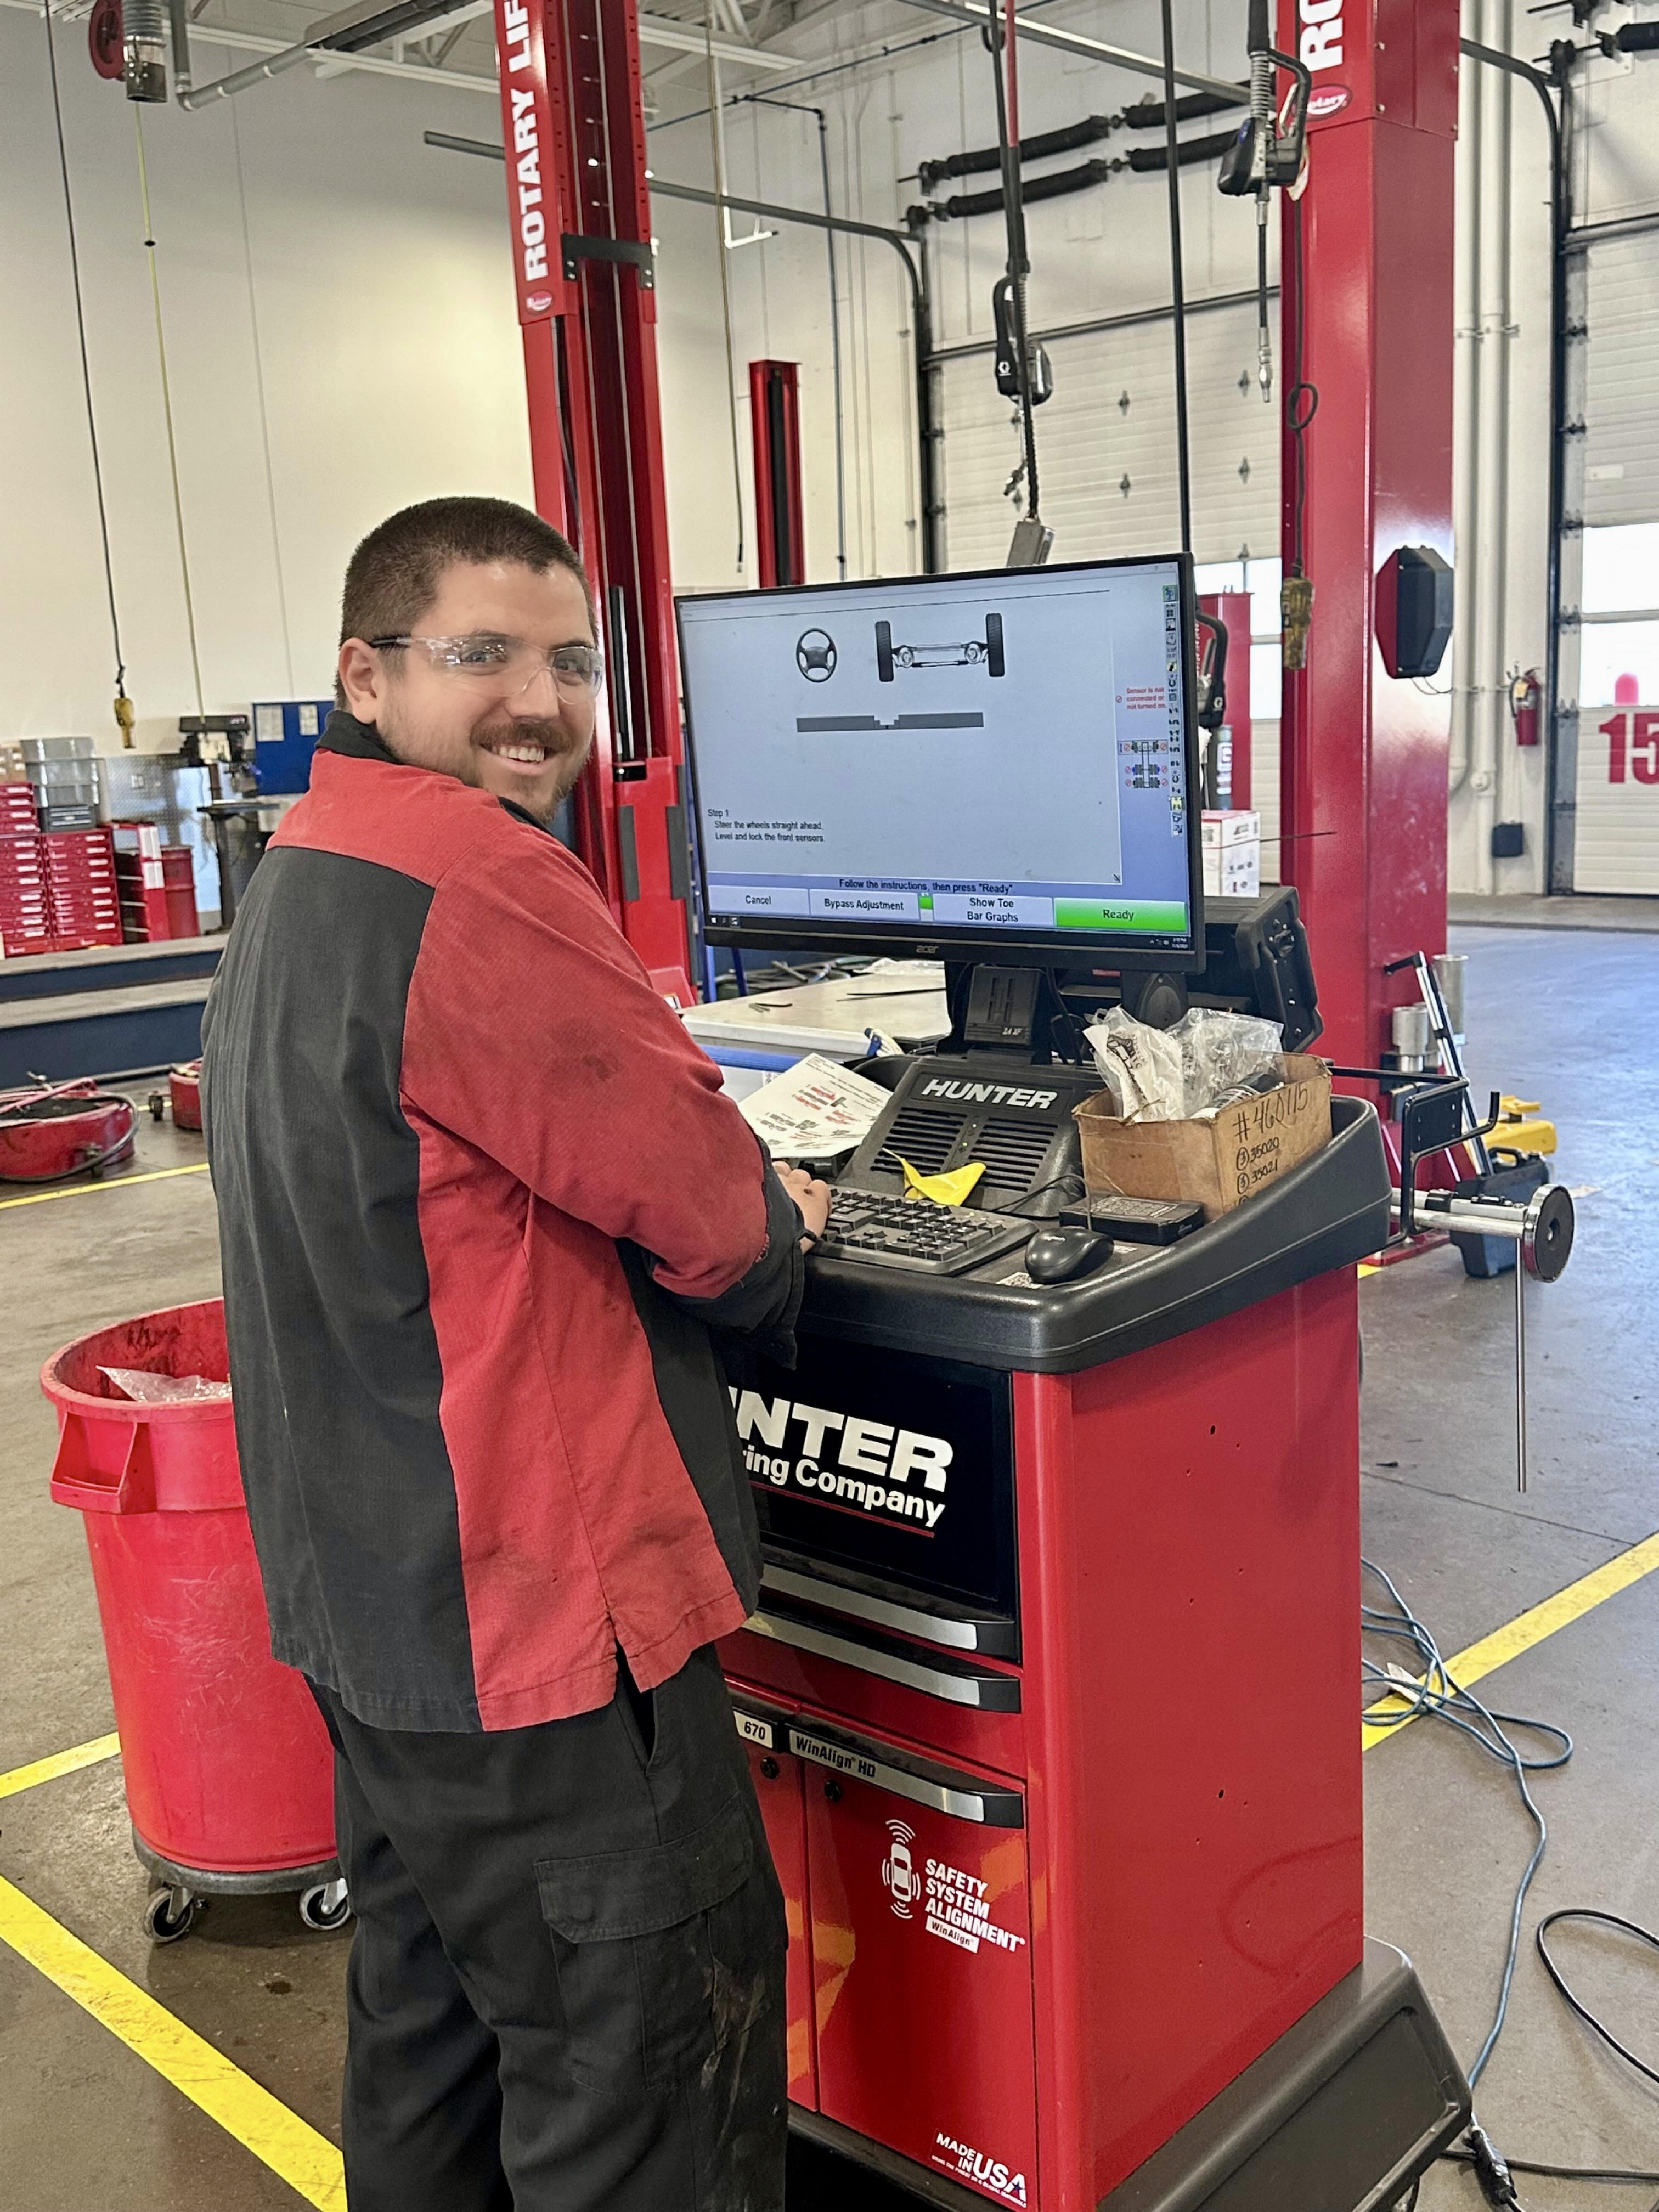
[676,554,1204,970]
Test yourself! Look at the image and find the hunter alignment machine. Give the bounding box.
[677,556,1470,2212]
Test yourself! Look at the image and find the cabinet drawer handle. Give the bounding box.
[787,1723,1024,1828]
[741,1606,1020,1712]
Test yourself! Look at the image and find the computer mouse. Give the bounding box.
[1022,1226,1115,1285]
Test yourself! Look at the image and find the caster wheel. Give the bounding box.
[144,1886,199,1943]
[298,1880,351,1932]
[148,1092,166,1122]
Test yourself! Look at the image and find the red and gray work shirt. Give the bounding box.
[201,712,803,1733]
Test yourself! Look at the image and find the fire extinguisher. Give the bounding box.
[1508,668,1542,747]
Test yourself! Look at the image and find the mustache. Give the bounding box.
[472,716,580,753]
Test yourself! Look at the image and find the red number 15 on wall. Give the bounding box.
[1601,711,1659,783]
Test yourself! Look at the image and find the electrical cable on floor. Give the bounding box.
[1362,1559,1570,2087]
[43,0,134,744]
[133,106,206,718]
[1440,2146,1659,2186]
[1365,1565,1659,2204]
[1534,1910,1659,2086]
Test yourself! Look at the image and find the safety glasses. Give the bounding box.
[370,634,605,699]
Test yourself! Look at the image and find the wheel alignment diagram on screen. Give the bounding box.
[875,612,1005,682]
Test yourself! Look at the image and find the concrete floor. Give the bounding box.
[2,926,1656,2209]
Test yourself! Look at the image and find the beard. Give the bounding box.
[467,710,595,822]
[373,688,596,824]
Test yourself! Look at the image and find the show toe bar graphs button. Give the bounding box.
[928,891,1056,926]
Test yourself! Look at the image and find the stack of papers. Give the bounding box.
[736,1053,893,1158]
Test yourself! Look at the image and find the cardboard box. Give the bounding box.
[1074,1053,1332,1220]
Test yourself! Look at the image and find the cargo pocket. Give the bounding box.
[537,1791,755,2095]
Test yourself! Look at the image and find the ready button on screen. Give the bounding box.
[1053,898,1189,933]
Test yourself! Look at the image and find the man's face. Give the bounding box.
[337,560,599,822]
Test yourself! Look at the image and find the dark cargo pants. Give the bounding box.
[309,1645,787,2212]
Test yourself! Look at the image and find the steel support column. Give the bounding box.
[492,0,691,996]
[1278,0,1460,1067]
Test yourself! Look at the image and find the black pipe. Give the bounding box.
[1123,89,1245,126]
[915,90,1243,193]
[922,157,1113,222]
[915,132,1232,225]
[1457,39,1568,891]
[1126,129,1240,172]
[919,113,1114,189]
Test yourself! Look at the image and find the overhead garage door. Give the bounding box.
[1569,230,1659,894]
[935,296,1281,572]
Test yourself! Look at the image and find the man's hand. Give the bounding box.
[776,1164,832,1251]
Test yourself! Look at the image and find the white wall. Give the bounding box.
[1,5,529,749]
[649,54,932,592]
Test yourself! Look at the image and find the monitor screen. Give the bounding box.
[676,554,1202,966]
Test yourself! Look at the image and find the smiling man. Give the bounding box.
[201,496,828,2212]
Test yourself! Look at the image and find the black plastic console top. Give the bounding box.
[800,1097,1389,1374]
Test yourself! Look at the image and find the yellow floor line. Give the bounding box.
[0,1731,121,1801]
[2,1526,1654,2203]
[1363,1527,1659,1752]
[0,1161,210,1212]
[0,1871,345,2208]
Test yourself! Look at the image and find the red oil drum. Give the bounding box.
[0,1086,134,1181]
[168,1060,202,1131]
[43,1300,343,1940]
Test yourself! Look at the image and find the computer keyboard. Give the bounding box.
[812,1187,1033,1276]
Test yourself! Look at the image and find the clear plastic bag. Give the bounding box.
[100,1367,232,1404]
[1084,1008,1186,1121]
[1168,1008,1283,1119]
[1085,1007,1283,1122]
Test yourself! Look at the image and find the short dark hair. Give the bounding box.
[336,496,592,706]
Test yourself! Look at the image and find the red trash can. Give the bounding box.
[43,1299,346,1942]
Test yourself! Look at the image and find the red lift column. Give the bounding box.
[492,0,692,999]
[1278,0,1460,1067]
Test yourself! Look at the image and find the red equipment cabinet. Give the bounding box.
[805,1740,1037,2199]
[719,1092,1466,2210]
[740,1710,819,2108]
